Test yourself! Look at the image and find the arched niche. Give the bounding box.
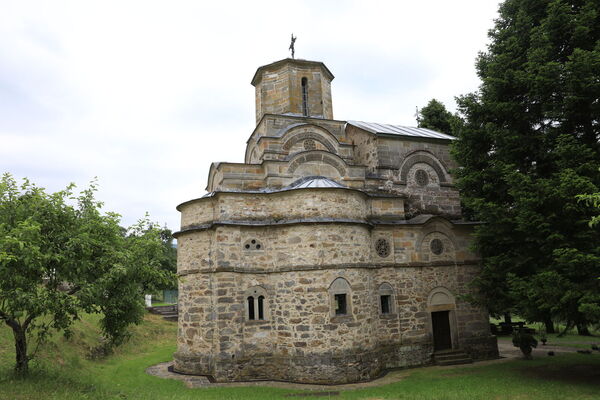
[418,231,456,262]
[281,124,339,155]
[415,218,457,263]
[399,151,449,184]
[287,151,347,177]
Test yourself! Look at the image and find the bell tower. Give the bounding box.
[251,58,334,123]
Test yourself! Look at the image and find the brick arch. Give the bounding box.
[399,151,448,183]
[287,150,347,176]
[281,124,339,154]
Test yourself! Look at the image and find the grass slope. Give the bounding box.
[1,314,599,399]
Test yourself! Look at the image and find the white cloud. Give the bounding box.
[0,0,500,231]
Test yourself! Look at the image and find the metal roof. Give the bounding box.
[286,176,346,189]
[199,176,346,199]
[347,120,456,140]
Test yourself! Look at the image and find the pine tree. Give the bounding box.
[453,0,600,333]
[418,99,456,134]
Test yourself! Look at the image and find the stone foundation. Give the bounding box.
[174,338,498,384]
[174,343,435,384]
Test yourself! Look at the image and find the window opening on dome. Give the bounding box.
[301,77,309,116]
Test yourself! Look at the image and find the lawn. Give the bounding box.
[1,314,599,399]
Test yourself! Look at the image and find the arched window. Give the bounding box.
[258,296,264,320]
[247,296,255,320]
[328,277,352,318]
[378,283,395,315]
[244,286,268,321]
[301,77,309,116]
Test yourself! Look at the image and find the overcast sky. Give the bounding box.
[1,1,500,232]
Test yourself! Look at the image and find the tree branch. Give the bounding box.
[22,313,36,331]
[0,308,19,330]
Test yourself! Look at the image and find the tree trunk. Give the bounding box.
[544,317,555,334]
[558,320,573,337]
[504,313,512,324]
[12,325,29,376]
[577,323,591,336]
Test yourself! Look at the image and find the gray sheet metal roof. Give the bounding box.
[199,176,346,199]
[287,176,346,189]
[347,120,456,140]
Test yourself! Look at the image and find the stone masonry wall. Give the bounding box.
[174,260,494,383]
[254,62,333,123]
[177,192,477,273]
[174,210,496,383]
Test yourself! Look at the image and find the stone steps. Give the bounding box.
[148,305,178,322]
[433,350,473,366]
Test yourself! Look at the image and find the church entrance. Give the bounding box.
[431,311,452,351]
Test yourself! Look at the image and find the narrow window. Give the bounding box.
[247,296,255,320]
[301,77,309,116]
[258,296,265,320]
[380,295,391,314]
[334,293,347,315]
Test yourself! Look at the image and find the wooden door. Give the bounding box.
[432,311,452,351]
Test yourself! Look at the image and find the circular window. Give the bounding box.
[415,169,429,186]
[375,238,391,258]
[430,239,444,255]
[303,139,316,151]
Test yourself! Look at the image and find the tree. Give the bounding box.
[0,174,173,375]
[578,190,600,227]
[418,98,457,135]
[452,0,600,333]
[157,227,177,277]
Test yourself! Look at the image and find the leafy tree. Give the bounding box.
[452,0,600,333]
[578,190,600,227]
[158,227,177,278]
[0,174,173,375]
[418,98,457,134]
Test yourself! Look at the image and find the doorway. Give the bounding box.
[431,310,452,351]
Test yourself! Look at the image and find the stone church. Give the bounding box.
[173,58,498,384]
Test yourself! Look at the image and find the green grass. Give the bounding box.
[2,315,600,399]
[150,301,176,307]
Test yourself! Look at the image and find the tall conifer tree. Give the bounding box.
[453,0,600,332]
